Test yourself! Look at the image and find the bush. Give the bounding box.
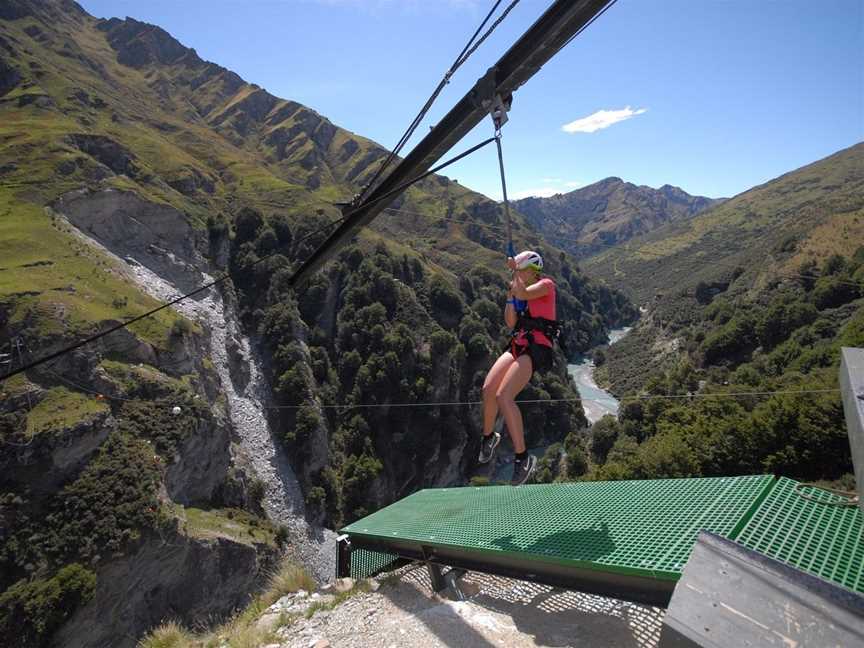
[169,318,193,338]
[247,479,267,512]
[42,434,163,563]
[590,415,620,464]
[0,564,96,648]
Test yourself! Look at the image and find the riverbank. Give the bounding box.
[568,327,631,425]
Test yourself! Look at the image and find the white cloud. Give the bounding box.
[511,180,585,199]
[511,187,563,199]
[562,106,647,134]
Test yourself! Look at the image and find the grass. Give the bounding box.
[99,360,195,397]
[0,197,184,346]
[138,560,318,648]
[179,506,278,547]
[25,386,109,438]
[584,143,864,304]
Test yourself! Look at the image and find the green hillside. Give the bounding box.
[567,144,864,487]
[0,2,637,643]
[584,143,864,306]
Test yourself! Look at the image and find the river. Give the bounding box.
[567,327,631,425]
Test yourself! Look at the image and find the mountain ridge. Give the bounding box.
[513,177,723,258]
[0,3,636,645]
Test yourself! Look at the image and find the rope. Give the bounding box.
[793,482,859,508]
[0,137,497,384]
[0,215,346,383]
[358,0,519,201]
[374,207,864,291]
[262,387,841,411]
[495,134,513,252]
[348,138,496,219]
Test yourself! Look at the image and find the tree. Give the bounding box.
[590,415,620,464]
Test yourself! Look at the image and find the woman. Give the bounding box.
[478,250,557,485]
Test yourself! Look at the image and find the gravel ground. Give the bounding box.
[269,567,665,648]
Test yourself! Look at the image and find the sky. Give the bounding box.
[77,0,863,201]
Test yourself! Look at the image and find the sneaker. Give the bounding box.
[478,431,500,464]
[510,454,537,486]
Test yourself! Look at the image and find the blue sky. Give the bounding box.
[79,0,862,200]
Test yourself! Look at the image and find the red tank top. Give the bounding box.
[514,278,556,348]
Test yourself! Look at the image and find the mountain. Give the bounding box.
[513,178,722,258]
[576,143,863,487]
[0,2,636,645]
[584,143,864,307]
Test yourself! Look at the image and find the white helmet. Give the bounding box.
[514,250,543,271]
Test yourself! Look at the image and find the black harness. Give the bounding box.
[511,313,563,348]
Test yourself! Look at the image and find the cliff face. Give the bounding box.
[0,2,636,643]
[55,525,279,648]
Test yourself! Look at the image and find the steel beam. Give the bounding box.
[840,347,864,516]
[289,0,614,288]
[343,535,676,607]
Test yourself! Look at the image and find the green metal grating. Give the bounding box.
[341,475,775,582]
[350,547,401,580]
[734,477,864,594]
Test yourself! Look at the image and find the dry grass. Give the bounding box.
[138,621,195,648]
[138,560,316,648]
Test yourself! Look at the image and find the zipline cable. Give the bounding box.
[358,0,519,201]
[262,387,841,411]
[0,137,497,384]
[0,216,345,383]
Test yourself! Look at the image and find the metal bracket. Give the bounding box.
[336,534,352,579]
[490,93,512,131]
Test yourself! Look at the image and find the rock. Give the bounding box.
[296,589,309,598]
[67,133,138,177]
[333,577,354,593]
[256,612,282,632]
[272,594,294,609]
[309,638,330,648]
[363,578,380,592]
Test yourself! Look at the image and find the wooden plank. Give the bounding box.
[660,531,864,648]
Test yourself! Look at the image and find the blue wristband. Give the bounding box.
[506,299,516,305]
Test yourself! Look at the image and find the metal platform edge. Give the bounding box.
[338,534,678,607]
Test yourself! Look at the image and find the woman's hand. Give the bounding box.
[509,276,522,295]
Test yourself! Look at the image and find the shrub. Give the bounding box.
[169,318,193,338]
[0,564,96,648]
[589,415,620,464]
[42,434,163,564]
[247,479,267,512]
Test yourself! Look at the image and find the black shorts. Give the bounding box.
[508,341,554,376]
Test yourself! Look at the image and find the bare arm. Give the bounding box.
[510,276,550,301]
[504,299,517,328]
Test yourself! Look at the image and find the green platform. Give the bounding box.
[340,474,864,601]
[735,477,864,594]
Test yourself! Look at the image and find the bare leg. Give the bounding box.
[482,351,517,436]
[496,354,534,453]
